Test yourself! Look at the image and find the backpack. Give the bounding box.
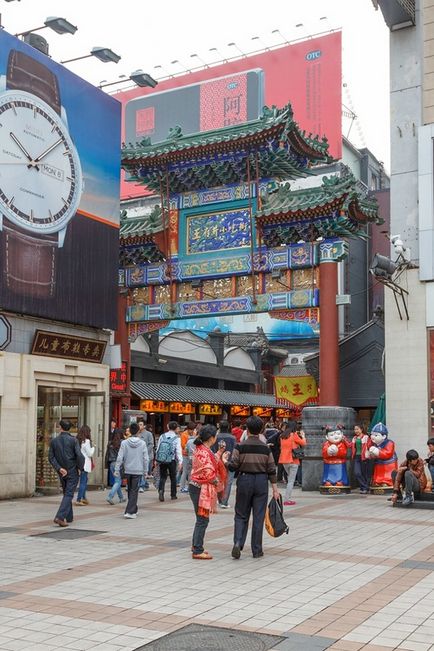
[156,434,176,463]
[264,495,289,538]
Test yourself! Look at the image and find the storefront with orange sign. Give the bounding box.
[131,381,282,434]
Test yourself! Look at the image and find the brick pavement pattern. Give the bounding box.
[1,488,434,650]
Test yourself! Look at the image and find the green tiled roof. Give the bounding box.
[121,104,333,193]
[256,169,382,246]
[120,205,163,240]
[257,170,380,223]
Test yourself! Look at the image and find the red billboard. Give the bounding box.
[117,31,341,200]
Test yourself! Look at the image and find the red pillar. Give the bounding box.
[319,260,339,406]
[113,292,131,418]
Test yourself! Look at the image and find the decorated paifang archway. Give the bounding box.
[120,103,381,405]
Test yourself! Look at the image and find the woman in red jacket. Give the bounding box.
[189,425,227,560]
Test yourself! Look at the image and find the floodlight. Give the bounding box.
[130,70,158,88]
[370,254,397,280]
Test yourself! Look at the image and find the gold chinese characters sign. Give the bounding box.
[199,404,222,416]
[31,330,106,363]
[274,375,318,407]
[140,400,169,413]
[169,402,195,414]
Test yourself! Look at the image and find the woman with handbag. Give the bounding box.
[75,425,95,506]
[278,425,306,506]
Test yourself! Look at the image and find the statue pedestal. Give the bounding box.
[301,406,356,492]
[370,486,394,495]
[319,485,351,495]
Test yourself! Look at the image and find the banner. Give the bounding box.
[274,376,318,407]
[0,30,120,329]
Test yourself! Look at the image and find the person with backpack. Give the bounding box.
[155,421,182,502]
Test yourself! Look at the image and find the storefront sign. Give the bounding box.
[199,404,222,416]
[276,408,293,418]
[110,361,128,394]
[274,375,318,407]
[231,405,250,417]
[169,402,195,414]
[253,407,272,418]
[140,400,169,413]
[31,330,107,363]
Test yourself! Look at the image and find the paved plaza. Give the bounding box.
[0,487,434,651]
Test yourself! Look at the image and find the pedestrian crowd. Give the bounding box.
[48,417,434,557]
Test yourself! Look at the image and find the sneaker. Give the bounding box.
[119,497,126,503]
[106,497,115,505]
[360,489,368,495]
[81,498,89,505]
[75,500,85,506]
[158,491,165,502]
[283,500,296,506]
[192,551,213,560]
[138,488,144,493]
[171,495,178,500]
[124,513,137,519]
[219,503,230,509]
[231,544,241,560]
[402,493,414,507]
[180,488,189,493]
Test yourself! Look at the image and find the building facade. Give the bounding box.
[374,0,434,458]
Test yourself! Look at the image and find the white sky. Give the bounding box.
[2,0,390,169]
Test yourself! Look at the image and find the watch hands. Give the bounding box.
[34,138,63,164]
[9,132,39,170]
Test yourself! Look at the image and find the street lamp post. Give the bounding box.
[15,16,77,37]
[99,70,158,89]
[61,47,121,65]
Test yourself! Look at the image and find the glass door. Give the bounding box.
[36,387,61,488]
[79,392,106,487]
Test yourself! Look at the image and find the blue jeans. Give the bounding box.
[189,484,209,554]
[77,470,88,501]
[429,466,434,486]
[108,462,123,501]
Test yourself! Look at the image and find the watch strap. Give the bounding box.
[7,49,61,115]
[3,222,57,299]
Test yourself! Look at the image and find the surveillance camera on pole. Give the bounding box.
[390,234,411,262]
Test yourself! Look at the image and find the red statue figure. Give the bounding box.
[322,426,351,487]
[368,423,398,488]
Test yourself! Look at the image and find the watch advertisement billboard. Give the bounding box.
[0,30,121,330]
[117,31,341,200]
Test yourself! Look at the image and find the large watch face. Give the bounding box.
[0,89,83,235]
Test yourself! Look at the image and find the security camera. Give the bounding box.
[390,234,411,262]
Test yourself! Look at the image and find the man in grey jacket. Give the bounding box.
[114,422,148,519]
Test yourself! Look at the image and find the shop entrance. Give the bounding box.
[36,387,105,490]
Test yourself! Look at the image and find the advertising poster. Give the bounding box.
[0,30,121,329]
[117,31,342,200]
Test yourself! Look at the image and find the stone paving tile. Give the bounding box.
[1,490,434,650]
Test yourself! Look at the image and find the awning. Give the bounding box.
[130,382,281,408]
